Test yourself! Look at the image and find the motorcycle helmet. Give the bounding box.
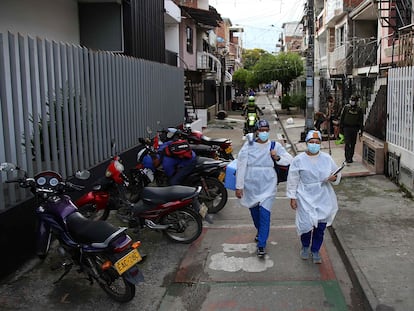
[248,96,255,106]
[255,119,270,130]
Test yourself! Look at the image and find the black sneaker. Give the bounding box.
[256,247,266,258]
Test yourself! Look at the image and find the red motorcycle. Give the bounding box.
[159,124,234,160]
[76,155,205,244]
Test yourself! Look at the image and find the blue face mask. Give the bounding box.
[258,131,269,141]
[307,143,320,154]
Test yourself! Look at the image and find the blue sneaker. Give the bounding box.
[300,247,309,260]
[312,252,322,264]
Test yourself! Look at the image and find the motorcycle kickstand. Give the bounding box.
[200,178,212,198]
[53,261,73,284]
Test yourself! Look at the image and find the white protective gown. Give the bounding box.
[236,140,292,211]
[286,151,341,235]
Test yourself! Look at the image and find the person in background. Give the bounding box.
[286,130,341,264]
[339,95,364,164]
[235,119,292,258]
[314,95,338,138]
[242,96,264,117]
[326,95,340,139]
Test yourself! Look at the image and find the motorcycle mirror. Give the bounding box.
[75,170,90,180]
[0,162,17,172]
[146,126,153,135]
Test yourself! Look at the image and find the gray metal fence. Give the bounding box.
[0,31,184,209]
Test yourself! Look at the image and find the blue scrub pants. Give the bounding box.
[300,222,327,253]
[249,205,270,248]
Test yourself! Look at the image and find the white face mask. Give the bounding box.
[350,100,356,106]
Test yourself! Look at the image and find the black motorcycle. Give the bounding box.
[134,141,229,214]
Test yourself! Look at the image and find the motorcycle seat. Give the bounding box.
[200,136,229,144]
[193,157,225,171]
[66,212,127,247]
[140,185,198,206]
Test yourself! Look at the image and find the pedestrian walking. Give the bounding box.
[235,119,293,258]
[339,95,363,164]
[286,130,341,264]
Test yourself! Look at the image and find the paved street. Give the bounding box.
[0,94,413,311]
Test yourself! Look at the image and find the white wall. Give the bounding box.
[0,0,79,44]
[165,24,180,54]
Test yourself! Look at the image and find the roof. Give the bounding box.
[179,5,222,27]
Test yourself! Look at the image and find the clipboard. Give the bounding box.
[332,162,346,176]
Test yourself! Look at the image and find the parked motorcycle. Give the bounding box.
[0,162,144,302]
[135,140,228,214]
[158,125,234,160]
[123,168,204,244]
[76,155,130,221]
[76,154,205,244]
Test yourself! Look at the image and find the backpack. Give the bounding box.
[270,141,290,183]
[163,139,193,159]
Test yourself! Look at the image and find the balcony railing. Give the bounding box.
[353,41,378,68]
[197,51,221,82]
[398,30,414,67]
[330,44,348,72]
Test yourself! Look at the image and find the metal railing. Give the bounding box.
[0,31,184,209]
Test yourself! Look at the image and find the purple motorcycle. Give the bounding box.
[0,162,144,303]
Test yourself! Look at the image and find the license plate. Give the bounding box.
[218,171,225,182]
[225,146,233,154]
[199,202,208,218]
[114,249,142,275]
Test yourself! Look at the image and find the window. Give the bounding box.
[335,25,345,47]
[186,26,193,54]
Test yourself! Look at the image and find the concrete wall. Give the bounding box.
[0,0,79,44]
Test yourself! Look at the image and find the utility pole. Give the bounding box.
[220,56,226,111]
[303,0,315,139]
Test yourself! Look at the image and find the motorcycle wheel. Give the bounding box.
[77,203,110,221]
[160,207,202,244]
[197,177,228,214]
[98,274,136,303]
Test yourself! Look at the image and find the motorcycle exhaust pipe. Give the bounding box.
[144,219,171,230]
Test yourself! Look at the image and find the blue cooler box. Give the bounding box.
[224,159,237,190]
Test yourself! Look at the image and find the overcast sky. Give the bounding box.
[210,0,306,53]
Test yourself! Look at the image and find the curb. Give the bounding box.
[329,226,377,311]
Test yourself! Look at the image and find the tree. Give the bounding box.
[242,48,267,70]
[249,52,303,95]
[251,53,278,85]
[232,68,249,90]
[273,52,304,95]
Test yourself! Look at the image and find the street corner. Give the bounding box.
[175,226,338,284]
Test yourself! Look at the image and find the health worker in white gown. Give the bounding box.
[286,130,341,264]
[236,119,292,258]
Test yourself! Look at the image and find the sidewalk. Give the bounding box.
[265,95,414,311]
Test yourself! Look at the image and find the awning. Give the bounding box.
[180,5,222,27]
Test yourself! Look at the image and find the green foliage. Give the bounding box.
[242,48,268,70]
[274,52,304,93]
[289,93,306,110]
[244,52,304,92]
[252,53,278,85]
[281,94,291,110]
[232,68,249,86]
